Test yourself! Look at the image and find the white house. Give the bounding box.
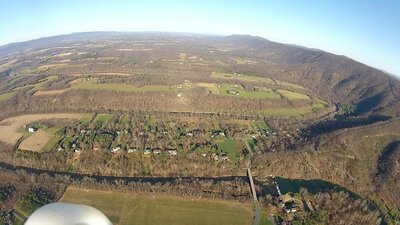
[28,127,36,133]
[144,149,151,155]
[111,146,121,153]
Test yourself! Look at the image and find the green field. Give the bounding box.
[40,126,64,152]
[79,113,94,124]
[92,114,111,128]
[0,91,15,101]
[259,211,274,225]
[217,139,239,161]
[211,72,275,85]
[245,139,256,152]
[94,114,111,123]
[276,89,310,100]
[77,80,174,93]
[256,106,314,117]
[219,84,281,99]
[61,188,252,225]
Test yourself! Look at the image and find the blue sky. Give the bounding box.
[0,0,399,76]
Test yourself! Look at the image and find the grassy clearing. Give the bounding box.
[219,84,281,100]
[0,91,15,101]
[211,72,275,85]
[277,89,310,100]
[61,188,252,225]
[77,80,174,93]
[217,139,239,162]
[93,114,111,128]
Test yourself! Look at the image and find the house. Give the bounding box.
[221,154,230,161]
[177,93,183,97]
[74,148,82,153]
[111,146,121,153]
[282,201,297,214]
[127,148,137,154]
[144,149,151,155]
[228,90,238,95]
[28,127,36,133]
[168,150,177,156]
[211,153,219,161]
[153,149,162,154]
[186,132,193,137]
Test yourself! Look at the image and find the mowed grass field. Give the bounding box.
[60,188,252,225]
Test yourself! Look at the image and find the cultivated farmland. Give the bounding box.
[18,129,52,152]
[0,113,86,145]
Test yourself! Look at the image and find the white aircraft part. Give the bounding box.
[25,202,112,225]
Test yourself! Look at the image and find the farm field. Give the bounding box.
[18,129,52,152]
[210,72,275,85]
[276,89,310,100]
[0,113,86,145]
[76,79,174,93]
[60,188,252,225]
[219,84,281,99]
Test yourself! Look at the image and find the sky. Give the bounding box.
[0,0,399,76]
